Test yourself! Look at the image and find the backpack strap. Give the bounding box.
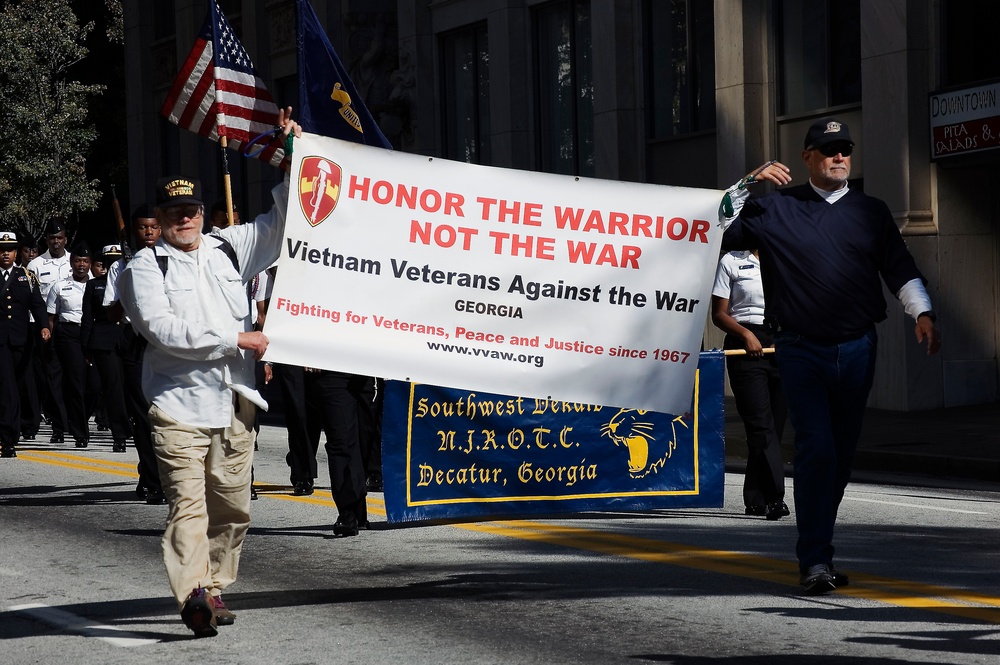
[151,237,240,277]
[213,235,240,273]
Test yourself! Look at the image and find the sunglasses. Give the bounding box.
[162,205,205,221]
[814,142,854,157]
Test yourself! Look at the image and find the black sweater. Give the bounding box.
[722,184,925,342]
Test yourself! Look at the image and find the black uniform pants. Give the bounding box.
[358,377,383,477]
[0,343,28,448]
[120,352,161,491]
[309,371,368,523]
[725,328,787,509]
[18,333,41,437]
[275,363,320,484]
[54,323,96,444]
[38,334,67,434]
[91,349,131,441]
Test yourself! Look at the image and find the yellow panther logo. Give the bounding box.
[600,409,688,478]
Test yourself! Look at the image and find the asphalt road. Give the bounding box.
[1,424,998,665]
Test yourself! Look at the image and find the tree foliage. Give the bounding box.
[0,0,104,242]
[105,0,123,45]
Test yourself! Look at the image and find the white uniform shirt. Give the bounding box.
[27,251,71,300]
[46,276,89,324]
[712,250,765,325]
[103,257,126,307]
[118,182,288,428]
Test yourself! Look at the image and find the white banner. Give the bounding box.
[265,134,723,414]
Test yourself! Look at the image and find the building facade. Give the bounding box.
[124,0,1000,410]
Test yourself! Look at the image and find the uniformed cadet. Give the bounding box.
[87,253,110,432]
[81,244,131,452]
[209,198,240,230]
[105,206,165,504]
[15,233,42,441]
[0,230,50,457]
[272,362,369,534]
[16,238,38,269]
[27,219,71,443]
[47,243,94,448]
[314,371,371,535]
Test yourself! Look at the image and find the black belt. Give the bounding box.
[773,323,873,345]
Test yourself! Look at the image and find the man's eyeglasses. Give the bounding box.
[813,142,854,158]
[162,205,204,221]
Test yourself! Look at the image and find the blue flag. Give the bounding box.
[297,0,392,149]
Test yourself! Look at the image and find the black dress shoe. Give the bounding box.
[21,433,35,441]
[830,565,850,588]
[366,472,383,493]
[50,432,64,444]
[146,487,165,505]
[765,501,790,521]
[136,483,148,501]
[1,446,16,458]
[292,480,314,496]
[800,564,836,596]
[745,505,767,516]
[112,439,127,453]
[333,512,360,537]
[74,438,88,448]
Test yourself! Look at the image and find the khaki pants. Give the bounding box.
[149,395,256,608]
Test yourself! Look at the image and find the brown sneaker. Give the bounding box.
[180,588,218,638]
[211,594,236,626]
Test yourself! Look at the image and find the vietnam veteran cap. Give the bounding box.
[155,176,204,208]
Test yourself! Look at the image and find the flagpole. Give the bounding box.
[219,136,236,226]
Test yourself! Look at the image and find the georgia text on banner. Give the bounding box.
[380,351,726,523]
[264,134,723,415]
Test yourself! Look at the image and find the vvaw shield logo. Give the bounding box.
[298,156,342,227]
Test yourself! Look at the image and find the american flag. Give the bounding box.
[160,1,286,168]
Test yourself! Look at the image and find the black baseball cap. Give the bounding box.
[155,176,204,208]
[44,218,67,236]
[804,118,854,150]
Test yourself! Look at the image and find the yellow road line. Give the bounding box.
[18,451,139,477]
[13,453,999,623]
[454,520,1000,624]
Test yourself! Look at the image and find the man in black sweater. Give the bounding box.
[720,118,941,595]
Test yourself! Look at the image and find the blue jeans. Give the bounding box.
[774,327,877,572]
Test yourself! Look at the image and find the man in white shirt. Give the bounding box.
[118,110,299,638]
[46,243,93,448]
[103,206,165,504]
[27,219,71,443]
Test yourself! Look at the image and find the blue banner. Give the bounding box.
[382,351,725,523]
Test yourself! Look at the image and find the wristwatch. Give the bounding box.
[918,310,936,323]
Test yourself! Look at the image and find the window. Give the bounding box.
[943,0,1000,86]
[152,0,176,41]
[217,0,242,16]
[646,0,716,139]
[535,0,593,176]
[441,24,492,164]
[777,0,860,115]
